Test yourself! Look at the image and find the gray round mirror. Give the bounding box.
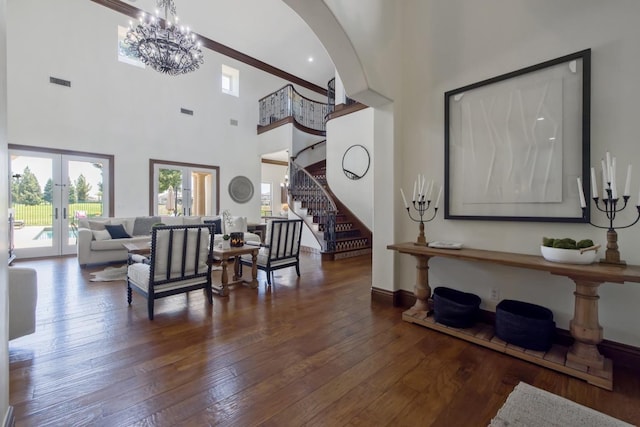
[342,144,370,180]
[228,176,254,203]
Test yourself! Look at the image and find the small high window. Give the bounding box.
[221,64,239,97]
[117,25,144,69]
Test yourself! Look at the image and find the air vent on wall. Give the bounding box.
[230,119,238,126]
[49,77,71,87]
[180,108,194,116]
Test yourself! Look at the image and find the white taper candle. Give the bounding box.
[412,180,416,201]
[590,167,598,199]
[435,186,443,208]
[602,162,608,200]
[577,177,586,208]
[612,158,618,199]
[624,164,632,196]
[606,152,612,182]
[400,188,408,208]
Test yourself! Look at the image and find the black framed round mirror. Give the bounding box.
[342,144,370,180]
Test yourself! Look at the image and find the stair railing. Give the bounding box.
[289,159,337,252]
[291,139,326,163]
[258,84,330,132]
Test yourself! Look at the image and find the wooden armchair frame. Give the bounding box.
[127,224,214,319]
[239,219,303,285]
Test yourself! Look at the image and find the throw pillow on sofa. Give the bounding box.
[204,218,222,235]
[226,216,247,233]
[105,224,131,239]
[183,216,203,225]
[132,216,160,236]
[88,220,109,231]
[92,229,111,241]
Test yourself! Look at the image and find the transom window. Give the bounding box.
[221,64,239,97]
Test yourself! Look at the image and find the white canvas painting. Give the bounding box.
[456,76,563,205]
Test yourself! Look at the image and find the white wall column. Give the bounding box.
[372,103,395,293]
[0,0,10,420]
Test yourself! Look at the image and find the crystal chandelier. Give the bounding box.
[125,0,204,76]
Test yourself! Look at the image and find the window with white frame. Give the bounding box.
[260,183,272,217]
[221,64,239,97]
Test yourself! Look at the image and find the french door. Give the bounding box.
[9,148,110,258]
[151,160,219,217]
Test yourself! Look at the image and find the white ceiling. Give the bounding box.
[125,0,335,88]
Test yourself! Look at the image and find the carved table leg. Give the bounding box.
[214,257,229,297]
[406,255,431,316]
[250,251,259,289]
[233,257,241,281]
[567,278,605,369]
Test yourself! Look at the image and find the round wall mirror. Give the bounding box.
[228,175,254,203]
[342,144,370,180]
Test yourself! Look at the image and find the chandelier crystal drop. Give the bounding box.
[125,0,204,76]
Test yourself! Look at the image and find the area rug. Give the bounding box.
[489,382,633,427]
[89,265,127,282]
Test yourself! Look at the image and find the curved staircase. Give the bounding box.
[290,160,372,260]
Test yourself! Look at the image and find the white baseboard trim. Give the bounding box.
[2,406,14,427]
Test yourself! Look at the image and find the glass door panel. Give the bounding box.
[65,156,108,255]
[189,169,215,216]
[153,163,218,217]
[10,152,56,258]
[9,149,110,258]
[156,167,182,216]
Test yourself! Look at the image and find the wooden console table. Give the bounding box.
[387,242,640,390]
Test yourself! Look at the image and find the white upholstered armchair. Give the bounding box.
[9,267,38,340]
[127,224,214,320]
[239,219,303,285]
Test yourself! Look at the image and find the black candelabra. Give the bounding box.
[581,153,640,265]
[584,185,640,266]
[400,177,441,246]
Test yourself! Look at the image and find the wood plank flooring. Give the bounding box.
[8,254,640,426]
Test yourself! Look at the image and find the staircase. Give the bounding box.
[290,160,372,260]
[258,81,371,260]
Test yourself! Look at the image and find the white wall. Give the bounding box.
[323,0,400,104]
[326,107,374,229]
[6,0,305,224]
[0,0,8,420]
[394,0,640,346]
[260,162,288,215]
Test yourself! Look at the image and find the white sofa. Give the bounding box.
[9,267,38,340]
[77,215,260,266]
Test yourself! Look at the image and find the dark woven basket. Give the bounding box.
[495,299,555,351]
[433,287,481,328]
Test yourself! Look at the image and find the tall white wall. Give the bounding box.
[0,0,9,420]
[326,107,374,229]
[395,0,640,346]
[6,0,304,223]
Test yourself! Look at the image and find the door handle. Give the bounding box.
[55,208,58,220]
[63,208,67,219]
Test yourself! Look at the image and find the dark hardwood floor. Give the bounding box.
[8,254,640,426]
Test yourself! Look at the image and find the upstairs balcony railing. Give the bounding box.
[327,78,357,115]
[258,84,330,132]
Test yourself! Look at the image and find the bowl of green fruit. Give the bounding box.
[540,237,600,264]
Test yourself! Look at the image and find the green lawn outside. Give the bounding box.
[12,203,103,226]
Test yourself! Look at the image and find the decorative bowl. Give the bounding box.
[540,245,598,265]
